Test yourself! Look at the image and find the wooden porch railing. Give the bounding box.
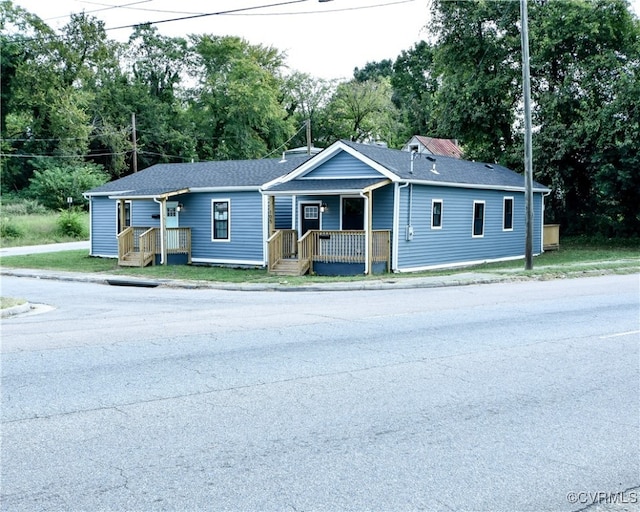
[312,230,390,265]
[297,230,313,275]
[138,228,156,267]
[267,229,297,271]
[117,226,134,262]
[118,226,191,266]
[160,228,192,262]
[267,229,391,274]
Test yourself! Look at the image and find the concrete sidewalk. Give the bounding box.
[0,241,89,256]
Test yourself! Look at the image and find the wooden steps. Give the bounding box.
[269,258,309,276]
[118,251,154,267]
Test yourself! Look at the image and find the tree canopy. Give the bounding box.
[1,0,638,236]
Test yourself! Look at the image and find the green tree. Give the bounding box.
[391,41,440,142]
[324,77,403,146]
[430,0,522,165]
[529,0,640,235]
[282,72,337,148]
[27,162,109,210]
[188,35,295,160]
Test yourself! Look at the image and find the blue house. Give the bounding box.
[84,140,550,275]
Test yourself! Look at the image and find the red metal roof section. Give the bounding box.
[415,136,463,159]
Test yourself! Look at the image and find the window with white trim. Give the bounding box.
[503,197,514,231]
[431,199,443,229]
[212,199,230,241]
[472,201,485,237]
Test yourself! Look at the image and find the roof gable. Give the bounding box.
[264,141,399,189]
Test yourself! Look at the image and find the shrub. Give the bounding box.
[1,218,23,238]
[0,198,48,216]
[27,163,109,210]
[56,209,86,238]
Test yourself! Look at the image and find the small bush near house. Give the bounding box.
[56,209,87,238]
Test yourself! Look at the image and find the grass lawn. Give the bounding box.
[1,212,90,247]
[0,297,26,309]
[1,241,638,285]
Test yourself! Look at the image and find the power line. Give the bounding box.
[105,0,312,31]
[42,0,154,21]
[0,151,129,159]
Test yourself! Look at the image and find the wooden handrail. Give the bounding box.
[139,228,156,267]
[117,227,134,261]
[297,230,313,274]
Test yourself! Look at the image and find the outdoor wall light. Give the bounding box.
[321,202,328,213]
[177,203,184,212]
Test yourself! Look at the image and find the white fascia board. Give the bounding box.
[269,141,399,185]
[188,186,260,193]
[405,179,549,193]
[107,188,190,200]
[265,188,380,196]
[87,190,133,197]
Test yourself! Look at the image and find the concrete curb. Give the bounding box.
[1,267,519,292]
[1,302,32,318]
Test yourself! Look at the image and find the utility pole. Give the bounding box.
[131,112,138,173]
[306,119,312,155]
[520,0,534,270]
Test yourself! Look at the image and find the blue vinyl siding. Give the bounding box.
[274,196,293,229]
[90,197,118,257]
[90,198,163,257]
[131,199,161,227]
[372,185,394,230]
[304,151,383,178]
[396,185,544,270]
[186,191,265,264]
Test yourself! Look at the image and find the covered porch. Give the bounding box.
[114,193,191,267]
[267,229,390,276]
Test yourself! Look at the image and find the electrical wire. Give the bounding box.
[0,151,129,159]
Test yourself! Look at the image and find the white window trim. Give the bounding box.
[431,199,443,230]
[211,198,231,242]
[472,200,485,238]
[503,196,514,231]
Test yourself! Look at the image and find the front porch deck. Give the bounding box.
[117,227,192,267]
[268,229,390,276]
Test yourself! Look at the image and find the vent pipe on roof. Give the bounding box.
[410,150,418,174]
[279,152,287,163]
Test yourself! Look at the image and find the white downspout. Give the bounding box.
[393,182,410,272]
[153,197,165,265]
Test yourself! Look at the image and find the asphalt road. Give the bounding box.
[1,274,639,511]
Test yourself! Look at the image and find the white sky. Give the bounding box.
[13,0,433,80]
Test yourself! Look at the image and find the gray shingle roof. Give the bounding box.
[85,155,313,197]
[341,140,548,191]
[86,141,548,197]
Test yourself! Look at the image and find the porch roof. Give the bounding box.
[264,177,390,195]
